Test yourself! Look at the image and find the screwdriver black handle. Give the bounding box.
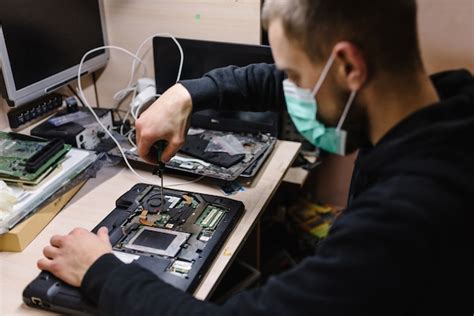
[151,140,168,170]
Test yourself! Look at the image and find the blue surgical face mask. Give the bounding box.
[283,54,357,155]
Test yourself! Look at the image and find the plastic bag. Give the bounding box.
[205,135,247,156]
[0,180,17,220]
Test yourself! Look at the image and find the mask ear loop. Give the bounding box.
[336,90,357,131]
[312,53,337,96]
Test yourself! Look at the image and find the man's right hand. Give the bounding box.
[135,83,193,164]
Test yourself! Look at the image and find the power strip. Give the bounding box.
[7,94,63,129]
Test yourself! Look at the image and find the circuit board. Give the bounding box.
[0,132,71,184]
[114,193,220,260]
[23,184,245,315]
[109,185,240,277]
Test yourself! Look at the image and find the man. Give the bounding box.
[38,0,474,315]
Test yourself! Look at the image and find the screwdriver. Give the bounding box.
[151,140,168,213]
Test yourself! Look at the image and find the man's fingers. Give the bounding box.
[70,227,87,236]
[97,226,110,244]
[43,245,59,259]
[161,142,180,163]
[135,126,141,148]
[50,235,64,248]
[137,135,154,160]
[37,258,53,271]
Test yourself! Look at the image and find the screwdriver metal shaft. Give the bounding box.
[159,169,164,212]
[152,140,168,213]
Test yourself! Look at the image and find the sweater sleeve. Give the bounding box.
[179,63,287,113]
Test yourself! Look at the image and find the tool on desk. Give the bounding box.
[152,140,168,212]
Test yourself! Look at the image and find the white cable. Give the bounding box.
[115,33,184,123]
[120,109,131,135]
[132,33,184,84]
[127,128,137,148]
[130,88,138,118]
[113,86,137,103]
[166,175,205,188]
[78,46,151,183]
[77,45,200,187]
[124,128,134,137]
[115,32,184,109]
[130,93,161,120]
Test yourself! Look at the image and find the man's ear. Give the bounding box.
[332,42,367,91]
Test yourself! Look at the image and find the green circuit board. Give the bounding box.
[0,132,71,184]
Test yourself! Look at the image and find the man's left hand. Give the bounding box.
[37,227,112,287]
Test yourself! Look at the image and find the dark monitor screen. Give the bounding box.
[0,0,105,90]
[153,37,279,136]
[153,37,274,95]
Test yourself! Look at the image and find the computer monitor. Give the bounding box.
[0,0,109,107]
[153,37,275,95]
[153,37,279,136]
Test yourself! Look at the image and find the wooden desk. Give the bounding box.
[0,140,300,315]
[283,155,318,187]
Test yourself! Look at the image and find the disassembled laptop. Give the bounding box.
[23,183,244,314]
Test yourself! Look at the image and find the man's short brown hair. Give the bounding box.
[262,0,423,76]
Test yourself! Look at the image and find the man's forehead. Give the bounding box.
[268,20,315,74]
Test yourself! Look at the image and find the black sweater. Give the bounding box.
[82,65,474,315]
